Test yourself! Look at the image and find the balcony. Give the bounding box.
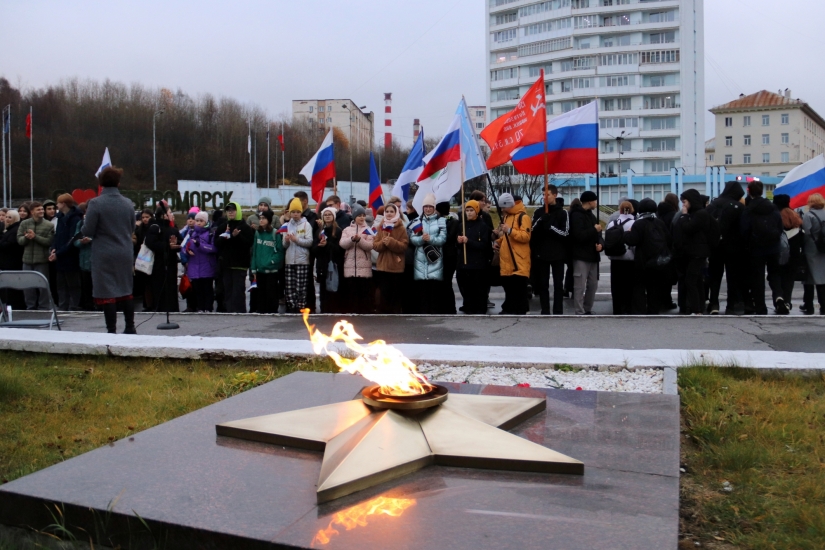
[490,77,520,90]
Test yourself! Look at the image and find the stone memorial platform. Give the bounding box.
[0,372,680,549]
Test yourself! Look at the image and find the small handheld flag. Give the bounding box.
[276,222,290,234]
[247,281,258,292]
[219,229,231,239]
[95,148,112,178]
[362,226,376,236]
[409,219,423,235]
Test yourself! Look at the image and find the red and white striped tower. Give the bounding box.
[384,93,392,149]
[413,118,420,143]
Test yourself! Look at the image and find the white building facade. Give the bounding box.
[485,0,704,177]
[292,100,375,152]
[468,105,490,156]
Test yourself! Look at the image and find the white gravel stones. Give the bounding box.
[417,364,664,394]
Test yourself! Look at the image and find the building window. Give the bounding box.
[492,29,517,43]
[617,98,631,110]
[640,50,680,64]
[649,31,676,44]
[476,122,485,129]
[781,113,789,125]
[648,11,676,23]
[781,133,789,144]
[725,136,733,147]
[781,152,790,163]
[328,106,332,112]
[709,154,715,162]
[762,115,770,126]
[649,117,677,130]
[763,153,770,163]
[725,117,733,127]
[561,81,572,92]
[327,117,332,123]
[527,63,553,77]
[762,134,770,145]
[744,135,751,146]
[649,160,677,173]
[476,110,484,117]
[491,68,518,81]
[309,106,314,113]
[494,12,517,25]
[561,101,575,113]
[725,155,733,165]
[603,99,615,111]
[743,116,751,127]
[743,154,751,164]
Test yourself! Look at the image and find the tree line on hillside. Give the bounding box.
[0,77,431,200]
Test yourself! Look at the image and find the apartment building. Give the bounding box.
[291,100,375,152]
[468,105,490,156]
[486,0,704,177]
[709,90,825,177]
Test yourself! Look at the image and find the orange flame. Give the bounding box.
[312,497,416,546]
[302,309,432,396]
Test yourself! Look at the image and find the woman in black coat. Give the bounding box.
[314,207,344,314]
[456,201,492,314]
[0,214,26,310]
[144,208,182,312]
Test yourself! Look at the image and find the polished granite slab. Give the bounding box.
[0,372,680,549]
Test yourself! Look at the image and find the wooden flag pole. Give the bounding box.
[461,155,467,265]
[541,69,549,214]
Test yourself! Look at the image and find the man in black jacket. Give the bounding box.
[531,185,569,315]
[569,191,602,315]
[215,202,255,313]
[51,194,83,311]
[325,195,352,229]
[623,198,672,314]
[706,181,746,314]
[673,189,719,314]
[740,180,784,315]
[437,202,460,314]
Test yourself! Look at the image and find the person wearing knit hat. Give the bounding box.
[51,193,83,311]
[179,208,199,312]
[531,184,569,315]
[340,204,375,313]
[409,191,446,314]
[42,199,57,222]
[569,189,603,315]
[282,197,314,312]
[214,201,255,312]
[456,200,492,314]
[186,206,219,312]
[189,206,200,215]
[194,211,209,225]
[250,208,285,314]
[493,193,531,315]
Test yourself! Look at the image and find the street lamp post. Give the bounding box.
[342,104,354,201]
[153,109,165,191]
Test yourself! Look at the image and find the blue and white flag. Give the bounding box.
[95,147,112,178]
[391,127,426,202]
[456,98,489,181]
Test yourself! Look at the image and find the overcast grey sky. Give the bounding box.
[1,0,822,144]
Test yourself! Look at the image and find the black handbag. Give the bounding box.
[423,244,442,264]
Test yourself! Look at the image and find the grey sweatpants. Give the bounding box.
[572,260,599,315]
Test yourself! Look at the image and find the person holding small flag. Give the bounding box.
[373,203,409,314]
[409,193,446,314]
[185,212,218,312]
[340,204,375,314]
[282,198,314,313]
[456,200,492,314]
[250,210,285,314]
[314,207,344,313]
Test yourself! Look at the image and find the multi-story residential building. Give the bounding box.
[485,0,704,179]
[291,99,374,152]
[709,90,825,177]
[468,105,490,156]
[704,137,715,167]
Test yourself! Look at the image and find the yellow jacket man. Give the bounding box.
[494,193,531,314]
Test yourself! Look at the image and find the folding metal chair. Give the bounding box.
[0,270,62,330]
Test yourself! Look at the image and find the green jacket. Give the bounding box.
[250,228,285,274]
[17,217,55,265]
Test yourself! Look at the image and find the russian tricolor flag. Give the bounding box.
[413,115,463,214]
[276,222,289,234]
[369,152,383,215]
[418,116,461,182]
[408,219,423,235]
[775,154,825,209]
[511,102,599,175]
[362,226,376,236]
[299,129,336,206]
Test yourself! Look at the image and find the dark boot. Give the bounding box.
[103,303,117,334]
[122,299,136,334]
[817,285,825,315]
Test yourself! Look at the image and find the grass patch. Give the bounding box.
[0,351,337,485]
[679,367,825,549]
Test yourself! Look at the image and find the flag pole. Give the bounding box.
[541,69,549,214]
[7,106,11,207]
[248,119,252,183]
[29,106,33,201]
[2,106,7,208]
[281,121,285,189]
[267,123,271,189]
[461,158,467,265]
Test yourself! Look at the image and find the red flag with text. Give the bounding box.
[25,112,32,139]
[480,74,547,169]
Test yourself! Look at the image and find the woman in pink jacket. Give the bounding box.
[340,204,374,313]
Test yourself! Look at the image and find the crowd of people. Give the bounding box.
[1,167,824,332]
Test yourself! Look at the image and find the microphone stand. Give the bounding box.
[157,230,180,330]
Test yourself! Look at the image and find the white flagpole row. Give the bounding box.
[2,105,7,208]
[29,106,33,201]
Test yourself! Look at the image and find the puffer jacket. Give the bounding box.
[373,219,408,273]
[72,220,92,272]
[185,224,218,279]
[340,221,374,278]
[497,203,532,277]
[409,214,446,281]
[283,217,313,265]
[17,217,54,264]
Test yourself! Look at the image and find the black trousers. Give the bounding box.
[679,257,706,315]
[439,263,457,314]
[377,271,404,314]
[772,261,797,305]
[748,254,782,315]
[803,284,825,311]
[456,269,490,314]
[630,268,663,315]
[343,277,372,314]
[151,262,179,313]
[501,275,529,315]
[190,277,213,312]
[305,256,317,314]
[222,269,247,313]
[415,279,441,314]
[610,260,635,315]
[401,267,419,314]
[255,272,280,313]
[534,259,565,314]
[708,247,746,312]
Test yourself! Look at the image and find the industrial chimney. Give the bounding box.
[384,93,392,149]
[413,119,420,143]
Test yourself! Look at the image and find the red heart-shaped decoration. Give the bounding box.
[71,188,98,205]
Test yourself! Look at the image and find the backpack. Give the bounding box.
[750,212,782,248]
[604,218,631,257]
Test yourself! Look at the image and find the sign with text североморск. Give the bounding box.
[52,189,234,212]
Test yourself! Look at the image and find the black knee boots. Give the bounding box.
[103,303,117,333]
[123,299,136,334]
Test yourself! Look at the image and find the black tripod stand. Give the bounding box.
[156,235,180,330]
